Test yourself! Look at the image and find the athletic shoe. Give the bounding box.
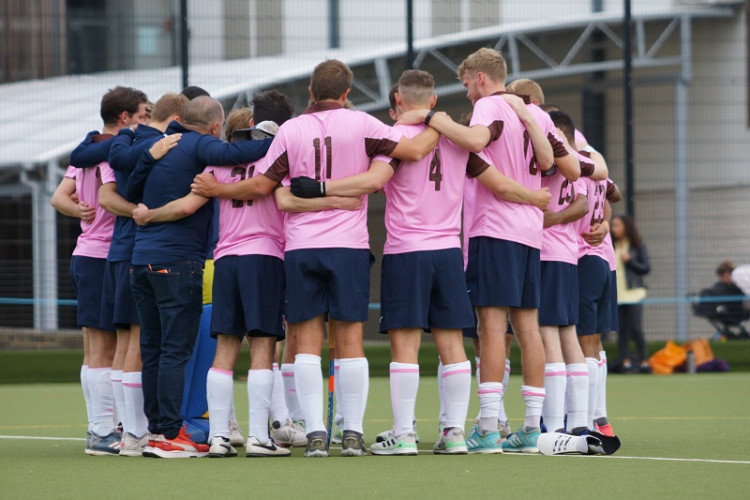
[498,420,512,439]
[501,428,541,454]
[370,433,418,456]
[271,419,307,447]
[595,422,614,437]
[208,436,238,458]
[433,427,468,455]
[375,429,394,443]
[87,431,120,456]
[245,436,291,457]
[465,425,504,454]
[588,430,621,455]
[304,431,329,458]
[341,430,367,457]
[437,421,445,440]
[148,426,209,458]
[537,431,604,455]
[119,432,148,457]
[142,433,162,457]
[331,419,344,445]
[228,418,245,447]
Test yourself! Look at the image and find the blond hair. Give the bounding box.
[397,69,434,106]
[457,47,507,84]
[151,93,189,123]
[224,107,254,142]
[507,78,545,104]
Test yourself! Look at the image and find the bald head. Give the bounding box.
[183,96,225,135]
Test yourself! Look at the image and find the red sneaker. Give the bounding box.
[595,423,614,437]
[149,427,209,458]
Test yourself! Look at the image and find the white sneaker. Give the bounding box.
[246,436,291,457]
[119,432,148,457]
[270,419,307,447]
[374,428,395,443]
[228,418,244,447]
[209,436,238,458]
[370,433,418,456]
[433,428,468,455]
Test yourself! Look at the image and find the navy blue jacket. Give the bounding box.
[130,121,272,265]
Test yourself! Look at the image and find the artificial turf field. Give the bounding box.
[1,373,748,499]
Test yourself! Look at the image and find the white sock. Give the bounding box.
[565,363,589,432]
[390,362,419,437]
[294,354,325,434]
[522,385,545,431]
[281,363,304,422]
[477,381,503,433]
[338,357,369,435]
[585,357,600,429]
[542,363,566,432]
[473,357,481,421]
[122,371,147,437]
[247,369,273,443]
[110,369,125,431]
[207,367,233,440]
[333,359,343,425]
[498,359,511,424]
[437,360,446,425]
[442,360,471,432]
[80,365,93,432]
[270,363,290,424]
[87,367,115,436]
[594,350,609,424]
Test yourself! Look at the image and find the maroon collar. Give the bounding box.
[490,90,531,104]
[92,133,115,143]
[303,101,345,115]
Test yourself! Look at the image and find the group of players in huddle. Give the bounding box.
[52,46,621,459]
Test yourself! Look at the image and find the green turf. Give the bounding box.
[2,340,750,383]
[1,374,748,499]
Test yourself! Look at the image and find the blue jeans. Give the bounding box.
[131,260,204,439]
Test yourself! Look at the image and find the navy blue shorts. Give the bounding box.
[539,261,579,327]
[380,249,474,333]
[100,260,139,329]
[462,308,478,339]
[466,237,541,309]
[608,270,619,332]
[211,255,285,338]
[284,248,374,324]
[577,255,611,336]
[69,255,115,332]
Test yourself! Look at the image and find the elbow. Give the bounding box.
[467,138,487,154]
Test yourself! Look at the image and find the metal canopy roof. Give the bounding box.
[0,2,739,172]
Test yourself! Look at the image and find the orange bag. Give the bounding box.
[682,338,714,366]
[648,340,687,375]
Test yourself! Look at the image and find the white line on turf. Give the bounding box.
[414,450,750,464]
[0,435,85,442]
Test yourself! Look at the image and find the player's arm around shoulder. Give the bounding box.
[293,159,395,198]
[132,192,210,226]
[274,186,362,213]
[192,168,277,201]
[474,157,551,210]
[99,182,136,218]
[51,176,93,221]
[400,109,490,154]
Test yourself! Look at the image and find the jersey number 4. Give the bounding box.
[429,149,442,191]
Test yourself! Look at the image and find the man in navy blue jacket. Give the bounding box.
[130,96,272,458]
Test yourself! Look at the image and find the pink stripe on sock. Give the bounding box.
[598,360,606,367]
[522,391,546,397]
[282,372,294,377]
[545,371,567,377]
[111,378,122,382]
[567,371,589,377]
[289,389,296,393]
[390,368,419,374]
[478,389,504,395]
[122,382,142,388]
[209,368,233,376]
[442,369,471,378]
[272,363,279,370]
[504,367,511,373]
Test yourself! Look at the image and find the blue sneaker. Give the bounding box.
[501,428,541,453]
[87,430,121,456]
[465,425,504,454]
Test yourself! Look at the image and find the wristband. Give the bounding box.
[424,110,435,127]
[320,182,326,196]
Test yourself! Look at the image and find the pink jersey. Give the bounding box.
[259,102,402,252]
[206,159,285,261]
[467,93,544,249]
[575,173,617,270]
[66,164,116,258]
[377,124,489,255]
[574,128,588,147]
[541,170,587,264]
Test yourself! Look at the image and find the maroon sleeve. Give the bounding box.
[606,180,617,200]
[548,133,569,158]
[466,153,491,178]
[263,151,289,183]
[580,159,596,177]
[365,137,399,158]
[485,120,504,147]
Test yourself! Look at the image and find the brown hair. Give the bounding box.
[457,47,507,84]
[507,78,545,104]
[397,69,434,106]
[388,83,398,113]
[252,90,294,125]
[716,261,736,276]
[224,107,254,142]
[613,214,644,249]
[548,110,576,145]
[100,86,149,125]
[310,59,352,102]
[151,93,189,123]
